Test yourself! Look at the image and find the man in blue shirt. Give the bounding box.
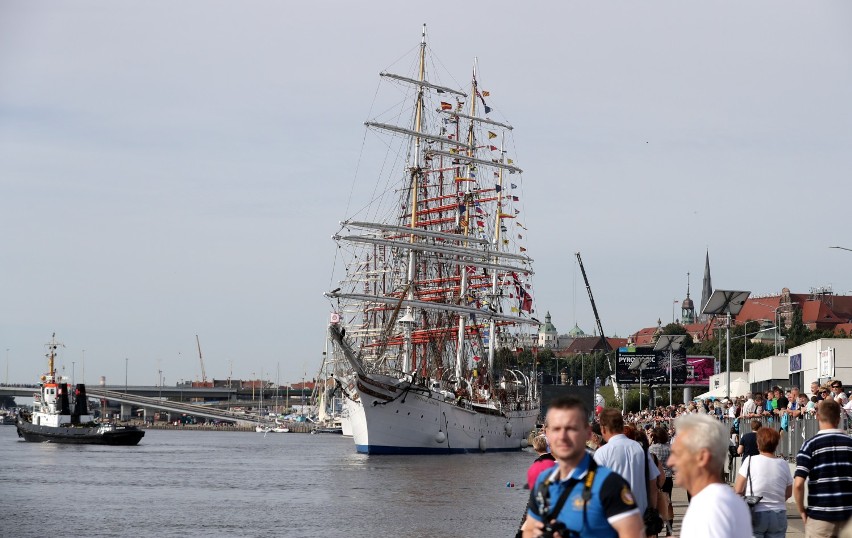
[522,396,644,538]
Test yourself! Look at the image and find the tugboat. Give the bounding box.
[16,334,145,445]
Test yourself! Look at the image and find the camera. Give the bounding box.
[539,520,567,538]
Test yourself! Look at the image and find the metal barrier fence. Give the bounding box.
[719,417,823,484]
[722,416,821,459]
[631,416,829,484]
[631,415,852,484]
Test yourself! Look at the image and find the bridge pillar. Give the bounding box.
[120,403,132,421]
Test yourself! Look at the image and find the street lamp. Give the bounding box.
[555,357,560,385]
[702,289,751,401]
[732,324,778,383]
[654,334,686,406]
[125,357,128,394]
[751,300,787,356]
[732,326,778,344]
[628,356,653,412]
[739,318,774,361]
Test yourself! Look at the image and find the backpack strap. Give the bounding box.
[746,455,754,496]
[533,458,598,532]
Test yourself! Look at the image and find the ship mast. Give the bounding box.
[454,59,480,382]
[488,137,505,376]
[46,332,61,381]
[402,24,428,374]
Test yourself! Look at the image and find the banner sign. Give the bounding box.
[616,347,678,384]
[819,348,835,378]
[789,353,802,372]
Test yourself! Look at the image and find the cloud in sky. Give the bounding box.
[1,1,851,385]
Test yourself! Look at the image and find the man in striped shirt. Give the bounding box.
[793,398,852,537]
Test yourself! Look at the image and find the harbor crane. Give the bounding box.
[574,252,617,391]
[196,334,208,384]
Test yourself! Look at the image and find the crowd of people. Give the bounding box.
[621,379,851,433]
[517,378,852,538]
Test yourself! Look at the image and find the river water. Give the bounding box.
[1,426,534,537]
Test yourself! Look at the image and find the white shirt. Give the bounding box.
[738,455,793,512]
[681,483,752,538]
[834,390,849,406]
[593,433,660,514]
[844,399,852,419]
[742,398,756,416]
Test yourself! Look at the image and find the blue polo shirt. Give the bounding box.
[527,452,641,537]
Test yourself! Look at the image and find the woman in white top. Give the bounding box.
[734,427,793,538]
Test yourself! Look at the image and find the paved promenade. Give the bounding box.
[668,485,805,537]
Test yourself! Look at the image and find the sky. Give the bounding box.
[2,1,851,387]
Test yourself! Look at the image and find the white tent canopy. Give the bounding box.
[695,378,750,400]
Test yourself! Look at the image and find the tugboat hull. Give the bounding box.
[16,419,145,446]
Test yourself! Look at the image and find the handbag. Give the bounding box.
[643,449,664,535]
[743,456,763,509]
[643,507,665,535]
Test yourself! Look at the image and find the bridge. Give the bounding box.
[0,384,281,426]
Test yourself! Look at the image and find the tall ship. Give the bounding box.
[16,334,145,445]
[325,26,539,454]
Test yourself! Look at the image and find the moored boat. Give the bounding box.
[16,334,144,446]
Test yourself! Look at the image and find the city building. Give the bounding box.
[538,311,558,349]
[744,338,852,395]
[787,338,852,391]
[746,354,790,395]
[736,286,852,336]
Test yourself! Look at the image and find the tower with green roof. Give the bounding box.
[538,311,559,348]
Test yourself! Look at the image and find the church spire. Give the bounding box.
[700,250,713,321]
[682,272,695,324]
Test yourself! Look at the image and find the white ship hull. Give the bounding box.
[346,373,537,454]
[340,405,355,438]
[343,398,366,445]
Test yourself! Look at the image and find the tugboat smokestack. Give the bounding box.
[58,383,71,415]
[72,384,89,423]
